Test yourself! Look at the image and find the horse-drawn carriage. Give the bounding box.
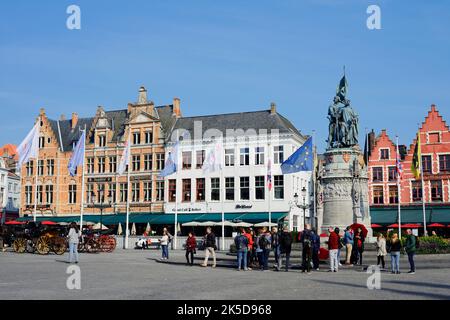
[1,221,68,255]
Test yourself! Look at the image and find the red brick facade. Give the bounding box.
[368,105,450,206]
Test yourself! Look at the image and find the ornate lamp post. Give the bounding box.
[91,190,112,232]
[294,186,309,230]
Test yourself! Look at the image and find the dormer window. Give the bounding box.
[133,132,141,145]
[39,136,45,148]
[145,131,153,144]
[98,135,106,147]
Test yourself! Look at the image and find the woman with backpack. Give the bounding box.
[185,232,197,266]
[388,233,402,274]
[67,222,80,264]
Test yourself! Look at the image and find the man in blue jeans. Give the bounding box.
[259,228,272,271]
[405,229,417,274]
[234,229,249,271]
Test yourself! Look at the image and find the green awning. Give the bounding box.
[370,206,450,225]
[17,212,288,225]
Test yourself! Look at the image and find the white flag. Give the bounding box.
[202,141,224,174]
[17,121,40,169]
[117,134,131,175]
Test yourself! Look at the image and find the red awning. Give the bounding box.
[4,220,25,225]
[41,221,58,225]
[402,223,421,228]
[428,223,445,228]
[387,224,399,228]
[371,224,383,228]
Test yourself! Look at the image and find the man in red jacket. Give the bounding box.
[328,227,340,272]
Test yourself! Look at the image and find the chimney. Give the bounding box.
[270,102,277,114]
[138,86,147,104]
[173,98,181,117]
[60,114,66,121]
[71,113,78,129]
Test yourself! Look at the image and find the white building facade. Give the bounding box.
[163,105,313,231]
[0,157,20,222]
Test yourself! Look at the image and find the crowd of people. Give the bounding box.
[64,221,419,275]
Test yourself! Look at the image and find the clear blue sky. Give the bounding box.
[1,0,449,152]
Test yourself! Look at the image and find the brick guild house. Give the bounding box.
[20,87,179,218]
[367,105,450,227]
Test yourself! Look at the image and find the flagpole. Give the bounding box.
[125,132,131,249]
[268,141,272,228]
[365,128,371,225]
[418,130,427,236]
[80,125,86,229]
[396,136,401,237]
[33,117,41,222]
[174,158,178,250]
[312,131,316,229]
[221,166,225,251]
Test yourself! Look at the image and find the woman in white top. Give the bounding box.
[375,233,387,269]
[67,222,80,263]
[160,230,169,260]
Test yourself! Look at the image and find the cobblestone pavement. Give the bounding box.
[0,248,449,300]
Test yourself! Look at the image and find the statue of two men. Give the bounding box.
[327,76,359,149]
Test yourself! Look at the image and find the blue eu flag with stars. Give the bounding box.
[281,137,313,174]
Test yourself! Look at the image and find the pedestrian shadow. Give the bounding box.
[388,280,450,290]
[312,279,450,300]
[54,259,71,264]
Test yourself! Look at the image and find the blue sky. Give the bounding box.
[1,0,449,152]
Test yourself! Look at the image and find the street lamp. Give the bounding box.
[294,186,309,230]
[91,190,112,233]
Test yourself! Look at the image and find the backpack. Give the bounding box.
[415,236,420,249]
[280,232,292,248]
[259,235,271,250]
[235,235,248,250]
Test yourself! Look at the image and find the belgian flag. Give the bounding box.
[411,132,421,179]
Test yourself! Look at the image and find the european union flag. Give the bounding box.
[281,137,313,174]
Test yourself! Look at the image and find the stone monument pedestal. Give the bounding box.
[319,147,373,238]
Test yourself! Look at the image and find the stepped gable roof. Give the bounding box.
[170,109,303,140]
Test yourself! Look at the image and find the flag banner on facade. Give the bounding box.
[396,141,403,180]
[17,121,40,168]
[158,142,179,177]
[117,135,131,175]
[267,158,273,191]
[411,132,421,179]
[281,137,313,174]
[202,141,223,174]
[67,130,86,177]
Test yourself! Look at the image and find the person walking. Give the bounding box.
[258,227,272,271]
[271,226,280,269]
[343,226,354,265]
[300,224,313,273]
[354,227,365,265]
[234,229,249,271]
[67,222,80,264]
[388,233,402,274]
[335,227,344,267]
[405,229,417,274]
[375,233,387,269]
[328,227,339,272]
[201,227,217,268]
[160,230,170,260]
[277,227,292,272]
[185,232,197,266]
[311,229,321,271]
[243,228,254,270]
[255,229,264,270]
